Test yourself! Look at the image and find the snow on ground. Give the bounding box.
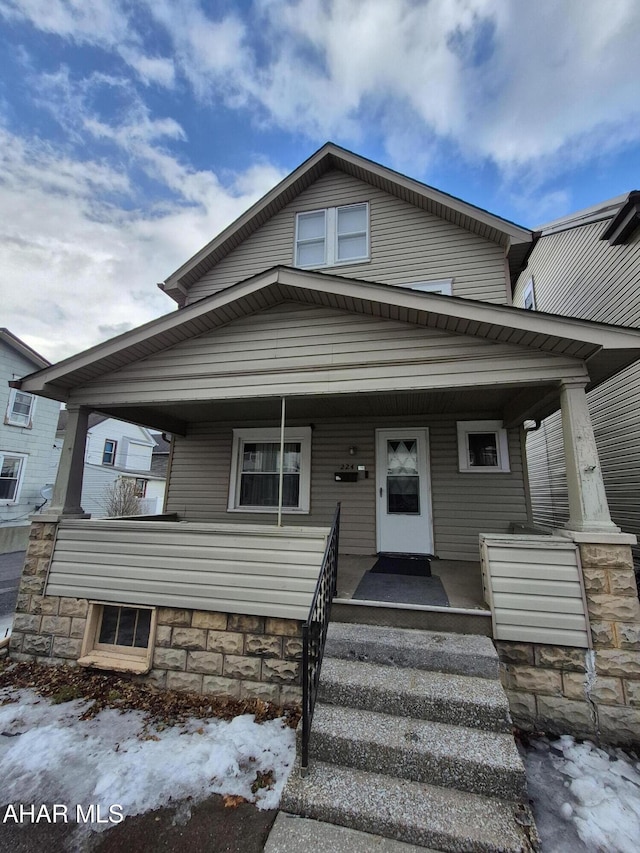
[523,735,640,853]
[0,687,296,830]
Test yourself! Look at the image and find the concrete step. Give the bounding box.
[326,622,499,679]
[309,703,527,801]
[282,758,537,853]
[265,812,439,853]
[319,656,512,732]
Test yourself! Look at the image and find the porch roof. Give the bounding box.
[16,267,640,413]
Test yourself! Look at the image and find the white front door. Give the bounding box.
[376,428,434,555]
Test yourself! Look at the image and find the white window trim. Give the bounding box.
[456,421,510,473]
[79,602,157,674]
[0,451,27,505]
[5,388,36,428]
[228,427,312,514]
[405,279,453,296]
[523,277,536,310]
[294,202,370,268]
[102,439,117,466]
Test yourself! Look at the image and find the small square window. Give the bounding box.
[5,389,35,427]
[102,439,117,466]
[79,603,157,674]
[457,421,510,473]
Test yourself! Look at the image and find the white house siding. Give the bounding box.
[84,419,154,470]
[0,342,59,550]
[165,416,528,561]
[185,170,510,305]
[67,303,588,409]
[514,222,640,553]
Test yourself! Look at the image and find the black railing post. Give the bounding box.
[300,502,340,777]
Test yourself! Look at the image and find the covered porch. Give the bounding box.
[11,267,640,654]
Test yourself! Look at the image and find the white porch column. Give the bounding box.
[46,405,91,518]
[560,380,620,533]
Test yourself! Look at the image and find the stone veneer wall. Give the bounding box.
[497,543,640,745]
[8,522,303,706]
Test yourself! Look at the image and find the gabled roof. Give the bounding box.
[160,143,533,305]
[0,328,50,370]
[16,267,640,411]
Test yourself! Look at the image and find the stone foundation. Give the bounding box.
[9,522,302,706]
[497,541,640,746]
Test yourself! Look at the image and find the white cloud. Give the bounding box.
[5,0,639,176]
[0,127,285,362]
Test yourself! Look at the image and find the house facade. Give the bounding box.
[51,412,167,517]
[7,146,640,742]
[513,192,640,570]
[0,329,59,554]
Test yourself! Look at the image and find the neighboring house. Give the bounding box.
[513,192,640,570]
[52,411,167,517]
[0,329,59,554]
[8,144,640,745]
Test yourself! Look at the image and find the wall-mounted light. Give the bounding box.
[349,446,357,456]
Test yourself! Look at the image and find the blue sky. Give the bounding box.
[1,0,639,361]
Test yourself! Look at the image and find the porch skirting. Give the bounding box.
[8,522,303,706]
[497,542,640,746]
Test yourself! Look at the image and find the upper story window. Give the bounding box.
[405,279,453,296]
[0,452,27,503]
[5,388,35,428]
[102,439,117,466]
[523,277,536,310]
[295,203,369,268]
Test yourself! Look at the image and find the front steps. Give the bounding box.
[281,623,538,853]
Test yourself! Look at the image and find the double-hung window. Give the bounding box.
[0,452,26,503]
[5,389,35,427]
[295,203,369,268]
[102,439,117,466]
[457,421,510,473]
[228,427,312,513]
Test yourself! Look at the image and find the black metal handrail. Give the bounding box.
[301,502,340,776]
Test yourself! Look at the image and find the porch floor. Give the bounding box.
[336,556,488,611]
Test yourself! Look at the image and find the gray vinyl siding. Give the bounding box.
[480,535,589,647]
[46,519,328,621]
[514,223,640,549]
[186,170,509,305]
[68,304,587,408]
[165,415,528,561]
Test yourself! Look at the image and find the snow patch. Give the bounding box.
[523,735,640,853]
[0,688,296,829]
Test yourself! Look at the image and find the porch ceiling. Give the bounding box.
[92,384,560,435]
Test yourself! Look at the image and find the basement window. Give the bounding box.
[457,421,510,473]
[79,603,157,674]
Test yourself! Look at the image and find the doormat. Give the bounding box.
[370,554,431,577]
[352,572,449,607]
